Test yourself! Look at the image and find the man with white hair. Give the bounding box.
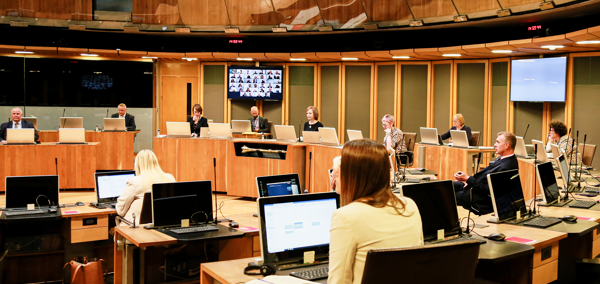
[111,103,136,130]
[0,107,39,144]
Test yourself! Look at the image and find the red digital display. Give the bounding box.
[528,25,542,31]
[229,40,243,44]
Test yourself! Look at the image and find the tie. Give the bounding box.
[255,118,259,129]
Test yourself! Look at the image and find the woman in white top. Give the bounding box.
[116,149,176,225]
[328,139,424,284]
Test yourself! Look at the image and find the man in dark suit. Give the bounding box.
[0,107,39,143]
[111,103,136,131]
[249,106,269,133]
[453,131,519,215]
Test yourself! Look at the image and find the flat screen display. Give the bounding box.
[510,57,567,102]
[256,174,301,197]
[228,66,283,100]
[151,181,213,226]
[487,169,527,221]
[6,175,59,208]
[536,162,561,204]
[95,171,135,201]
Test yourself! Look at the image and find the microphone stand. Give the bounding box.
[213,157,232,223]
[306,152,312,193]
[61,108,66,128]
[576,134,587,190]
[572,131,580,181]
[532,144,538,215]
[106,109,109,118]
[523,124,530,142]
[298,121,303,140]
[565,137,576,197]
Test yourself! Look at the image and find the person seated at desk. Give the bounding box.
[116,149,175,226]
[304,106,323,131]
[0,107,39,144]
[249,106,269,133]
[111,103,136,131]
[545,120,581,164]
[188,104,208,137]
[328,139,423,284]
[381,114,407,154]
[453,131,519,215]
[440,113,472,141]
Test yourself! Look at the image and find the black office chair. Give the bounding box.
[360,240,480,284]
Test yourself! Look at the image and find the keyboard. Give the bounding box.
[169,225,219,234]
[428,234,486,245]
[569,200,597,209]
[290,266,329,281]
[4,209,45,216]
[523,217,562,228]
[407,170,423,175]
[402,178,422,183]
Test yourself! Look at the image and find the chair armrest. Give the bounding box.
[115,215,133,227]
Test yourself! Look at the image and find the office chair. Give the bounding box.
[470,131,481,147]
[579,143,596,167]
[398,132,417,166]
[360,240,480,284]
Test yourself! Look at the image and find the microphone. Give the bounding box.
[572,130,580,180]
[131,213,136,228]
[55,158,58,176]
[298,121,303,140]
[106,109,109,118]
[577,134,587,190]
[566,135,576,197]
[523,124,530,141]
[306,152,312,193]
[533,144,538,215]
[61,108,66,128]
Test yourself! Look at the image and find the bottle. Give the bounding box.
[157,129,160,137]
[262,132,264,141]
[95,124,99,132]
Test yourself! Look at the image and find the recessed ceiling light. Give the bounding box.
[392,56,410,59]
[442,54,462,57]
[237,58,253,61]
[81,53,98,57]
[342,57,359,60]
[491,50,513,54]
[576,40,600,44]
[181,58,198,61]
[15,51,34,54]
[290,58,306,61]
[541,45,564,50]
[142,56,158,59]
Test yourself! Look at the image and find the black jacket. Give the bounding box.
[456,154,519,215]
[0,120,39,141]
[249,116,270,133]
[187,116,208,136]
[111,113,136,130]
[440,125,472,141]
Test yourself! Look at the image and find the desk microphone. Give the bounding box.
[533,144,538,215]
[571,130,580,180]
[577,134,587,190]
[306,152,312,193]
[562,128,571,156]
[55,158,58,176]
[106,109,109,118]
[298,121,303,139]
[523,124,530,142]
[61,108,66,128]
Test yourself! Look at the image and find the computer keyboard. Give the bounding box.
[523,217,562,228]
[402,178,422,183]
[169,225,219,234]
[569,200,597,209]
[290,266,329,281]
[407,170,423,175]
[4,209,45,216]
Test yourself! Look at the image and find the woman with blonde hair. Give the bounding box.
[381,114,406,154]
[328,139,423,284]
[440,113,472,141]
[116,149,176,225]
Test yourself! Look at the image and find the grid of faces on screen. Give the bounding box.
[228,68,282,98]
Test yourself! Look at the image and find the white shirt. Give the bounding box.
[119,115,125,119]
[13,121,21,129]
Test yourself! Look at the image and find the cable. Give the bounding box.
[35,194,52,209]
[158,267,187,280]
[190,211,209,224]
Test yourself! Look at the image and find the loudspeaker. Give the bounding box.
[244,263,276,276]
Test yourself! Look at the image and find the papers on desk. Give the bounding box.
[239,226,259,232]
[246,275,319,284]
[505,236,536,244]
[577,216,597,221]
[479,146,495,150]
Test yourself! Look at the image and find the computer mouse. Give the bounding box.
[487,233,506,241]
[419,168,426,171]
[75,202,84,206]
[229,222,239,228]
[562,215,578,222]
[48,207,57,213]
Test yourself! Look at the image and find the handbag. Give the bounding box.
[63,256,106,284]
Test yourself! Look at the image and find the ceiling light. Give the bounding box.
[409,20,423,27]
[237,58,253,61]
[577,40,600,44]
[453,15,468,22]
[540,1,555,10]
[142,56,158,59]
[342,58,359,61]
[15,51,34,54]
[442,54,462,57]
[541,45,564,50]
[272,27,287,33]
[225,27,240,33]
[491,50,513,54]
[290,58,306,61]
[318,26,333,32]
[392,56,410,59]
[81,53,98,57]
[181,58,197,61]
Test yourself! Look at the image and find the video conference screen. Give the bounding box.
[510,57,567,102]
[227,66,283,100]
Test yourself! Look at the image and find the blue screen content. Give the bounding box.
[266,182,294,196]
[510,57,567,102]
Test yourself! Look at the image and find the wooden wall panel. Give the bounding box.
[491,61,509,144]
[203,64,226,123]
[288,65,315,133]
[0,0,92,20]
[160,77,197,133]
[456,62,486,138]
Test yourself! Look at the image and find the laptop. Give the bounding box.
[487,169,562,228]
[94,171,136,207]
[318,127,340,146]
[401,180,484,243]
[58,128,86,144]
[347,130,363,141]
[208,123,233,139]
[22,117,37,129]
[4,175,60,217]
[420,127,442,145]
[256,174,302,197]
[555,154,573,190]
[166,122,191,138]
[200,127,210,138]
[60,117,83,128]
[514,136,528,158]
[302,131,320,144]
[274,125,297,142]
[531,139,548,163]
[550,144,564,160]
[258,192,339,269]
[6,129,35,145]
[103,118,127,131]
[450,130,477,148]
[536,162,571,207]
[151,181,217,232]
[231,120,252,133]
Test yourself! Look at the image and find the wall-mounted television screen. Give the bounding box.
[510,57,567,102]
[228,66,283,100]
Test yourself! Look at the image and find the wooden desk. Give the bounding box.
[413,144,495,181]
[39,130,137,171]
[0,142,98,190]
[304,144,342,193]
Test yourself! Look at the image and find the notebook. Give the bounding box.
[450,130,476,148]
[22,117,37,129]
[274,125,297,142]
[514,136,528,158]
[166,122,191,138]
[200,127,210,138]
[103,118,127,131]
[256,174,302,197]
[531,139,548,163]
[347,130,363,141]
[231,120,252,133]
[6,129,35,145]
[420,127,441,145]
[555,154,572,189]
[60,117,83,128]
[208,123,233,139]
[258,192,339,266]
[58,128,86,144]
[95,171,136,206]
[318,127,339,146]
[536,162,570,207]
[302,131,320,144]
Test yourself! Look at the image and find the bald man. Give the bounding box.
[249,106,269,133]
[111,103,136,131]
[0,107,39,144]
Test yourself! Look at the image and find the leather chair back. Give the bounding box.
[579,143,597,166]
[470,131,480,146]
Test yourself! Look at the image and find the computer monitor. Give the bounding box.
[5,175,60,209]
[60,117,83,128]
[487,169,527,223]
[532,139,548,163]
[256,174,301,197]
[258,192,340,264]
[514,136,528,158]
[95,171,136,202]
[151,181,213,227]
[347,130,363,141]
[536,162,562,206]
[231,120,252,133]
[274,125,296,142]
[555,154,571,188]
[401,180,461,241]
[166,122,191,138]
[318,127,339,146]
[103,118,126,131]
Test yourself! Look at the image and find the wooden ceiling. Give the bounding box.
[2,25,600,62]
